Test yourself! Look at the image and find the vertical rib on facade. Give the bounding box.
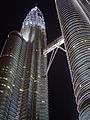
[19,25,49,120]
[0,32,24,120]
[19,7,49,120]
[76,0,90,19]
[55,0,90,119]
[0,7,49,120]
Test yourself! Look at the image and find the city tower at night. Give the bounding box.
[0,7,49,120]
[0,0,90,120]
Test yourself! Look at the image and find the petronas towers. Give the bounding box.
[0,7,49,120]
[55,0,90,120]
[0,0,90,120]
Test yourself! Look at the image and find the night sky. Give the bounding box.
[0,0,79,120]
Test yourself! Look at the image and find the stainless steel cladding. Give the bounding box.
[0,7,49,120]
[55,0,90,120]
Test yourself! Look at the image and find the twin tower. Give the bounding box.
[0,0,90,120]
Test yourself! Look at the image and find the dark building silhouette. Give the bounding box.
[0,7,49,120]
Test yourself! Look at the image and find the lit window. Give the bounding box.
[0,90,4,93]
[0,77,8,81]
[36,116,37,119]
[34,80,37,83]
[1,68,6,71]
[34,91,39,95]
[2,54,16,60]
[1,84,6,87]
[41,100,45,103]
[23,66,26,69]
[38,75,40,78]
[20,89,23,92]
[0,67,13,75]
[79,84,82,88]
[7,86,10,89]
[84,40,87,42]
[31,75,34,80]
[12,84,15,87]
[4,77,8,80]
[10,70,13,74]
[72,45,75,48]
[88,48,90,50]
[1,68,8,72]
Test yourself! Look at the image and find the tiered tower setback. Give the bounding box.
[55,0,90,119]
[0,7,49,120]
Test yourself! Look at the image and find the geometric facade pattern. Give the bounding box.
[0,7,49,120]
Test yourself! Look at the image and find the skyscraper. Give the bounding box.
[55,0,90,120]
[0,6,49,120]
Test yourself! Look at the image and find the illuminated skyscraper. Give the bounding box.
[0,7,49,120]
[55,0,90,120]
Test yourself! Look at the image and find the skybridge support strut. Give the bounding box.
[44,36,66,74]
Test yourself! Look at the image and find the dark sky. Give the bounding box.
[0,0,79,120]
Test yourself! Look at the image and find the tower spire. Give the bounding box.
[0,5,49,120]
[21,6,45,29]
[21,6,45,41]
[35,2,38,7]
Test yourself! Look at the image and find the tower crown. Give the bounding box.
[22,6,45,29]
